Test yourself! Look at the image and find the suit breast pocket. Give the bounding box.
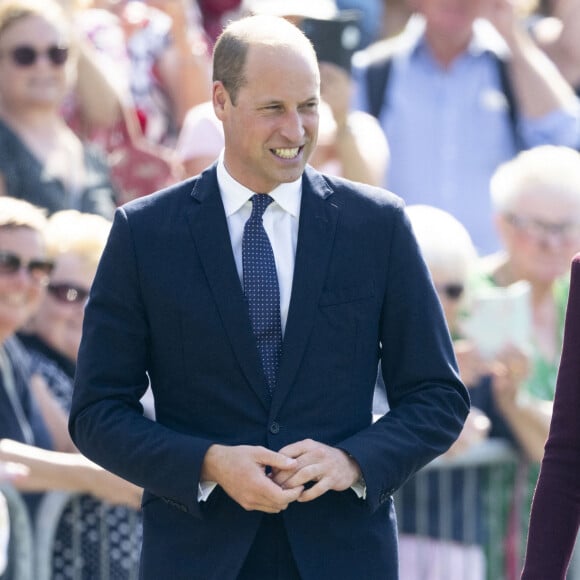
[319,281,375,307]
[306,282,376,385]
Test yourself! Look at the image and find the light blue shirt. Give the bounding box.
[351,16,580,254]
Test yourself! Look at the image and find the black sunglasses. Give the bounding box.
[47,283,90,305]
[436,283,465,301]
[0,251,54,283]
[5,44,69,67]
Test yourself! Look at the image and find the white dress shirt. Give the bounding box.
[199,158,365,501]
[198,158,301,501]
[217,156,302,334]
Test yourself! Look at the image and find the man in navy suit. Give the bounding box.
[69,14,469,580]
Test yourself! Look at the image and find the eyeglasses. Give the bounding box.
[504,213,580,242]
[2,44,69,67]
[435,283,465,301]
[0,251,54,283]
[47,283,90,305]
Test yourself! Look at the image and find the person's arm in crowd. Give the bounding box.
[489,344,552,462]
[454,336,551,461]
[29,374,77,454]
[148,0,212,130]
[530,0,580,88]
[0,460,29,484]
[486,0,578,118]
[73,35,124,131]
[320,62,389,186]
[443,339,492,457]
[443,407,491,457]
[0,439,142,508]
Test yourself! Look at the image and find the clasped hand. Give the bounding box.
[202,440,361,513]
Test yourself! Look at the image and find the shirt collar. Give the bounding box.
[217,154,302,218]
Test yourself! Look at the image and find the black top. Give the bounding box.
[0,119,117,218]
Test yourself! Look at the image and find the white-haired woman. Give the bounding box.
[397,204,523,580]
[483,145,580,456]
[479,144,580,572]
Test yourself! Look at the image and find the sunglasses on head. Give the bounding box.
[4,44,69,67]
[435,283,465,301]
[47,283,90,305]
[0,250,54,283]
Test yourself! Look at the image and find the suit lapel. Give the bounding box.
[185,167,270,409]
[271,169,339,416]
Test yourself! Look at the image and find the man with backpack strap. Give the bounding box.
[351,0,579,254]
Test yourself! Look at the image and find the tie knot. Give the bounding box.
[250,194,274,218]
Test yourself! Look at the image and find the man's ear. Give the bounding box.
[213,81,229,120]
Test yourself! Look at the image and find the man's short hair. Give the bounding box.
[212,15,318,105]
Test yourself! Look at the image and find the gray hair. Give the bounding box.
[406,204,477,281]
[490,145,580,214]
[212,14,318,105]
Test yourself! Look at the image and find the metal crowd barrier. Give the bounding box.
[2,441,579,580]
[394,439,580,580]
[0,483,33,580]
[1,487,141,580]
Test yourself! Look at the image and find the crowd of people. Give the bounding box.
[1,0,580,578]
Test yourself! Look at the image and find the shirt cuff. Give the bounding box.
[351,475,367,499]
[198,481,217,502]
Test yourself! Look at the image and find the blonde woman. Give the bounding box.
[19,210,145,579]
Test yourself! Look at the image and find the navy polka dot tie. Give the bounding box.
[243,194,282,394]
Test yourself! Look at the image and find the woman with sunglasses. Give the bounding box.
[392,204,529,580]
[0,198,142,577]
[16,209,145,579]
[0,198,57,456]
[0,0,117,219]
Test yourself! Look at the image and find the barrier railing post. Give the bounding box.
[0,483,34,580]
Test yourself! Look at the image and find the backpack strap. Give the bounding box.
[365,55,393,120]
[495,54,523,150]
[364,46,523,149]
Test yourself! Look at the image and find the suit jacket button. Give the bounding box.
[269,421,280,434]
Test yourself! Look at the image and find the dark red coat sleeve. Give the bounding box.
[521,254,580,579]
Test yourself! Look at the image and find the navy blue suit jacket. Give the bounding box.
[69,165,469,579]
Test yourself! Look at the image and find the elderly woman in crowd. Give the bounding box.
[0,0,117,217]
[395,204,520,580]
[397,147,580,575]
[475,144,580,571]
[0,197,141,578]
[480,145,580,457]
